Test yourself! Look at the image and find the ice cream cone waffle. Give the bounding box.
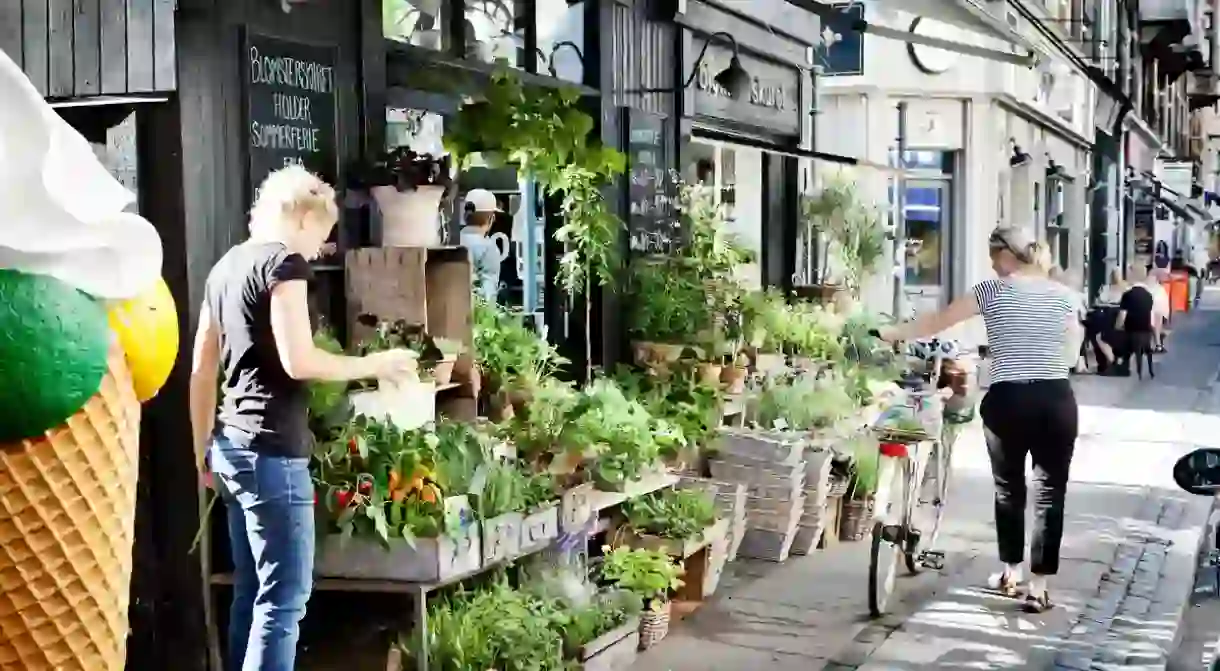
[0,347,140,670]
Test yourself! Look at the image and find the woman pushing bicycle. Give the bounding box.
[877,226,1079,614]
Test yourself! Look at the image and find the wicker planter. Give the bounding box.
[638,601,671,650]
[839,498,874,542]
[792,283,845,305]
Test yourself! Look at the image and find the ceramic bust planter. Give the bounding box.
[373,184,447,247]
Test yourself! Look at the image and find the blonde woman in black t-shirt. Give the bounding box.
[189,166,417,671]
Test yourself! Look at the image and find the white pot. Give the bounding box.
[349,380,437,430]
[373,184,446,247]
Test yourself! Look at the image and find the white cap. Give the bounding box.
[464,189,502,213]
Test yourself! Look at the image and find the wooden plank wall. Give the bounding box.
[0,0,176,97]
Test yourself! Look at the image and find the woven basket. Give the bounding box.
[638,600,672,650]
[838,499,874,542]
[0,348,140,670]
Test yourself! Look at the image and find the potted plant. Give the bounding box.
[839,433,880,542]
[522,565,645,669]
[560,380,681,491]
[470,458,529,564]
[474,299,567,419]
[720,352,749,394]
[432,337,465,385]
[620,489,725,558]
[599,546,684,650]
[741,288,791,373]
[311,417,485,582]
[350,146,454,247]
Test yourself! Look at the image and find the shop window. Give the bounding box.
[465,0,526,66]
[683,139,762,287]
[385,0,453,51]
[537,0,585,83]
[1045,178,1070,270]
[887,149,955,308]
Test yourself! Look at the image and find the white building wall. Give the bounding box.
[814,1,1096,347]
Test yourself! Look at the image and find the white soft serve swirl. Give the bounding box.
[0,49,162,300]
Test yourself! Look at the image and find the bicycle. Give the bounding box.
[863,337,974,617]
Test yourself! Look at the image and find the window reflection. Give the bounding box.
[465,0,525,66]
[903,182,946,286]
[537,0,585,82]
[384,0,451,51]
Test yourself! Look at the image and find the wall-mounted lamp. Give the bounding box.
[545,41,586,78]
[1009,140,1031,168]
[280,0,310,12]
[623,31,751,99]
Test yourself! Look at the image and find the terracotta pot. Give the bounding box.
[792,283,844,305]
[373,184,446,247]
[697,362,723,387]
[431,358,457,385]
[720,365,747,394]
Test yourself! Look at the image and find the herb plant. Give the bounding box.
[599,546,684,609]
[623,489,717,541]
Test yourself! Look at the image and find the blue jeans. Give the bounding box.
[210,436,315,671]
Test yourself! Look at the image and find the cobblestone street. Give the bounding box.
[633,292,1220,671]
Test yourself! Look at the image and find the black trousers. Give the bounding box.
[980,380,1078,575]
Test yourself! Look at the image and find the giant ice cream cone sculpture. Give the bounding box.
[0,48,176,670]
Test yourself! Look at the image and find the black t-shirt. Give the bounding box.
[1118,285,1155,333]
[205,242,315,457]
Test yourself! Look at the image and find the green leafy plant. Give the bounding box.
[474,299,567,393]
[612,363,720,459]
[623,489,717,541]
[560,379,683,488]
[803,177,888,296]
[599,546,684,609]
[503,377,580,463]
[447,66,626,378]
[751,374,860,432]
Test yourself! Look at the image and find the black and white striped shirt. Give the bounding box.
[973,277,1074,384]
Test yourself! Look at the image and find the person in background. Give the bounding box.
[1097,267,1128,304]
[1191,242,1210,307]
[1145,267,1171,352]
[1115,266,1157,380]
[1049,266,1087,373]
[190,166,418,671]
[459,188,504,303]
[879,226,1077,614]
[1087,267,1128,371]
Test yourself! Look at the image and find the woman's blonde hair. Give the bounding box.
[988,226,1052,272]
[249,165,336,231]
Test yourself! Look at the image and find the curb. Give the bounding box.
[1053,492,1216,671]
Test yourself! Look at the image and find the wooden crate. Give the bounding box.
[345,247,477,420]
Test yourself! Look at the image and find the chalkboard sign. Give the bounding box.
[244,33,339,200]
[622,109,678,254]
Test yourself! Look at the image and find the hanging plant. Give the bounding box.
[445,65,626,376]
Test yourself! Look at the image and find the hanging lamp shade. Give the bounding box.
[714,55,752,100]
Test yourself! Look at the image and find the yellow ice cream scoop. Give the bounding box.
[107,277,179,402]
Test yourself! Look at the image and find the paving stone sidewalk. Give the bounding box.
[634,293,1220,671]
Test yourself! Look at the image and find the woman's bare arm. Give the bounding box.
[884,295,981,342]
[268,279,386,381]
[189,303,221,472]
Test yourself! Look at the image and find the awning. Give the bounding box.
[694,128,929,178]
[789,0,1039,67]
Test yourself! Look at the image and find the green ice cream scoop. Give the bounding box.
[0,269,111,442]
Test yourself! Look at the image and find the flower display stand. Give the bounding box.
[313,525,482,582]
[345,247,477,421]
[790,447,834,556]
[708,430,807,562]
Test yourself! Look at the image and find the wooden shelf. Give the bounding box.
[588,472,680,512]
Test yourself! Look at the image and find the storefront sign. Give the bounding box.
[687,38,801,136]
[623,109,680,254]
[244,33,339,198]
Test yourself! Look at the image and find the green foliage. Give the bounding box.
[562,379,683,488]
[802,178,888,295]
[503,378,580,460]
[627,183,752,350]
[599,546,684,606]
[307,328,352,441]
[446,66,626,299]
[473,298,567,389]
[623,489,717,540]
[751,373,860,431]
[612,362,721,455]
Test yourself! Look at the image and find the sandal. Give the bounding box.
[986,570,1021,598]
[1021,591,1053,613]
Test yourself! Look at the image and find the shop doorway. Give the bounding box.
[892,150,956,316]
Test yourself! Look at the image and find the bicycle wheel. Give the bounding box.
[905,436,953,574]
[868,459,909,617]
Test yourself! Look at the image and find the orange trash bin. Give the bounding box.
[1169,270,1190,314]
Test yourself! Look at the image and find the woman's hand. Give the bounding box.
[875,326,902,343]
[365,349,419,381]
